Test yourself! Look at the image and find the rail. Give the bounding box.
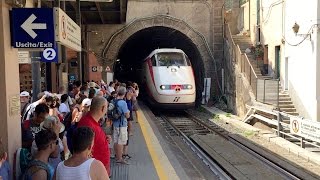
[161,115,232,179]
[186,111,302,179]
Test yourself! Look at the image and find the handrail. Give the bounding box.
[244,53,257,78]
[225,23,279,107]
[226,23,236,47]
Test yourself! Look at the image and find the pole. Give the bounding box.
[32,1,42,101]
[277,111,281,137]
[60,0,68,92]
[31,53,41,102]
[76,0,82,82]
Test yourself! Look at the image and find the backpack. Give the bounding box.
[108,99,122,121]
[21,105,33,122]
[21,103,30,117]
[66,122,78,154]
[15,148,32,179]
[63,112,72,129]
[20,160,50,180]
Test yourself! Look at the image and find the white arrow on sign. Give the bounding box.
[21,14,47,39]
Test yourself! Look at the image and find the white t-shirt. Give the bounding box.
[107,86,115,94]
[22,101,40,121]
[59,103,70,114]
[56,158,95,180]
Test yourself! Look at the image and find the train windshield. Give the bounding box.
[157,52,189,67]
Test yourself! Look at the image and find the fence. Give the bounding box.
[244,105,320,150]
[256,78,279,106]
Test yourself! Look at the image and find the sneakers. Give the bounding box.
[122,154,132,160]
[116,159,130,165]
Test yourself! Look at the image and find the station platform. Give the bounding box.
[109,104,190,180]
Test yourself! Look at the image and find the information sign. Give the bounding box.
[54,8,81,51]
[18,51,31,64]
[41,47,58,63]
[92,66,98,72]
[290,117,320,143]
[11,8,55,48]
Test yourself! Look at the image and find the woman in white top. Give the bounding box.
[58,94,70,118]
[107,82,115,95]
[54,127,109,180]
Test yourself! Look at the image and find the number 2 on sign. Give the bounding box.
[43,48,56,61]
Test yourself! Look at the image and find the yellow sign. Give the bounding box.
[10,95,20,116]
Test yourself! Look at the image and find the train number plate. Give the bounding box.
[173,97,180,102]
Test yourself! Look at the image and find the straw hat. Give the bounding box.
[40,116,65,133]
[88,82,99,88]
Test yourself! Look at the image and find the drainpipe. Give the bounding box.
[249,0,251,33]
[200,0,213,52]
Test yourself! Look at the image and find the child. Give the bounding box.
[0,140,10,180]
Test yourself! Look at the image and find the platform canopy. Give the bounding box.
[41,0,127,24]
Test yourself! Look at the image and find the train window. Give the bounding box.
[157,52,187,67]
[151,55,157,66]
[185,55,191,66]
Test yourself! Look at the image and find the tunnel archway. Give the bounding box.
[102,15,216,105]
[115,26,205,105]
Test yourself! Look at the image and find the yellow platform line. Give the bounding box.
[136,110,179,180]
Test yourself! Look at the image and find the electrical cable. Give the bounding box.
[282,24,317,46]
[262,0,284,24]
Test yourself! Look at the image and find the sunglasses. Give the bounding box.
[53,139,59,145]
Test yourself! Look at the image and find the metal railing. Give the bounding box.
[224,23,279,107]
[256,78,280,106]
[244,105,320,149]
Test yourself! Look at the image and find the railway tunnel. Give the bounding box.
[113,26,205,106]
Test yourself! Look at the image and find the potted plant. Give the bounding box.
[254,44,264,60]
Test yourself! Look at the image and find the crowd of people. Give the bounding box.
[0,79,140,180]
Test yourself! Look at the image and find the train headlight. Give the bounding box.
[187,85,193,89]
[171,68,177,72]
[160,85,166,90]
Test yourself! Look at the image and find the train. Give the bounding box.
[141,48,196,109]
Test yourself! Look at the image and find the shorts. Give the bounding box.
[113,126,128,145]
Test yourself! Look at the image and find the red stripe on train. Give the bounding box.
[147,58,155,85]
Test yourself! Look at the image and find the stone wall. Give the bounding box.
[86,0,225,98]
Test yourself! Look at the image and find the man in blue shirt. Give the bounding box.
[113,86,130,164]
[0,141,10,180]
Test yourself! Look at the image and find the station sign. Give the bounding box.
[11,8,55,49]
[41,47,58,63]
[54,8,81,52]
[290,117,320,143]
[92,66,98,72]
[69,74,76,81]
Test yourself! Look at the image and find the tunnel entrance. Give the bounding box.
[114,26,205,106]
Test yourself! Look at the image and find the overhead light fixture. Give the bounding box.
[292,22,311,39]
[292,22,300,34]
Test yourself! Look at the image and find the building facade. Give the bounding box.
[239,0,320,121]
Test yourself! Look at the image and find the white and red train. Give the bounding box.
[141,48,196,109]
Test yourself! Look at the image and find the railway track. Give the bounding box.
[158,111,302,180]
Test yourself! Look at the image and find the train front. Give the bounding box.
[148,49,196,109]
